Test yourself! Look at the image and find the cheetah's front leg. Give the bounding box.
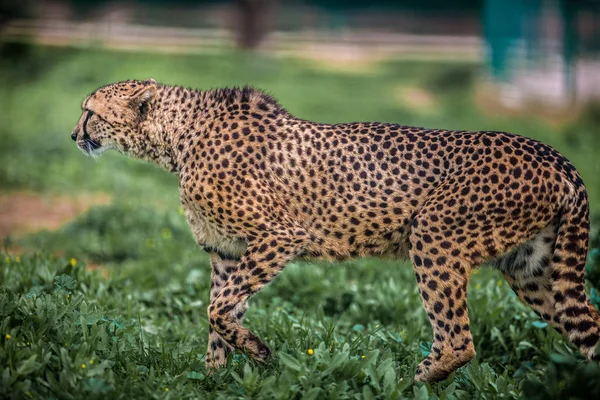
[208,229,307,362]
[205,253,247,369]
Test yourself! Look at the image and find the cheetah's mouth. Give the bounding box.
[77,138,105,157]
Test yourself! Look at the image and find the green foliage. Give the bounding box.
[522,353,600,399]
[0,242,597,399]
[23,203,195,264]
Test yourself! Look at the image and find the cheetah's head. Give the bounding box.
[71,79,158,157]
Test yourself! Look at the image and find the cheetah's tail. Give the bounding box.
[551,184,600,359]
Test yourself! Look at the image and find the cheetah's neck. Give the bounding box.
[136,85,287,174]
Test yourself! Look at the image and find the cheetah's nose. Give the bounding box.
[71,131,77,141]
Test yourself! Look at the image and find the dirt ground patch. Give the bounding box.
[0,191,111,239]
[285,43,386,74]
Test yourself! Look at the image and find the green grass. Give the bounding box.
[2,44,600,398]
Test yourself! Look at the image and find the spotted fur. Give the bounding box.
[71,79,600,382]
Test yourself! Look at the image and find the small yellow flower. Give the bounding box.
[81,364,86,369]
[472,269,480,275]
[15,256,20,263]
[4,256,10,263]
[497,280,503,287]
[307,348,314,356]
[361,355,366,359]
[165,387,169,392]
[89,360,94,365]
[178,206,185,215]
[475,284,481,290]
[5,334,11,340]
[27,341,30,345]
[70,258,77,267]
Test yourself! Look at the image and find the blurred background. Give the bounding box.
[1,0,599,256]
[2,2,600,397]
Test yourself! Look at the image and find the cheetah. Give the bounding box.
[71,79,600,382]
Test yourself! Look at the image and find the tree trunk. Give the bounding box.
[236,0,276,50]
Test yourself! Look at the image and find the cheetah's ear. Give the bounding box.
[132,82,157,105]
[129,80,157,119]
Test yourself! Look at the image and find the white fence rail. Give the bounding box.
[1,19,483,60]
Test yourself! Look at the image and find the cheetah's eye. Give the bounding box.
[86,110,113,127]
[139,102,149,119]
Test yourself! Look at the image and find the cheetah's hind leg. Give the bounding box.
[497,224,566,335]
[546,198,600,359]
[500,202,600,360]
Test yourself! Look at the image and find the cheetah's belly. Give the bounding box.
[183,206,247,258]
[302,223,412,261]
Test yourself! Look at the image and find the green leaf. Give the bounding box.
[82,378,113,394]
[301,387,323,400]
[279,352,302,372]
[17,355,40,376]
[419,342,431,357]
[361,385,375,400]
[323,352,347,375]
[383,368,396,394]
[54,274,77,292]
[186,371,205,380]
[413,384,430,400]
